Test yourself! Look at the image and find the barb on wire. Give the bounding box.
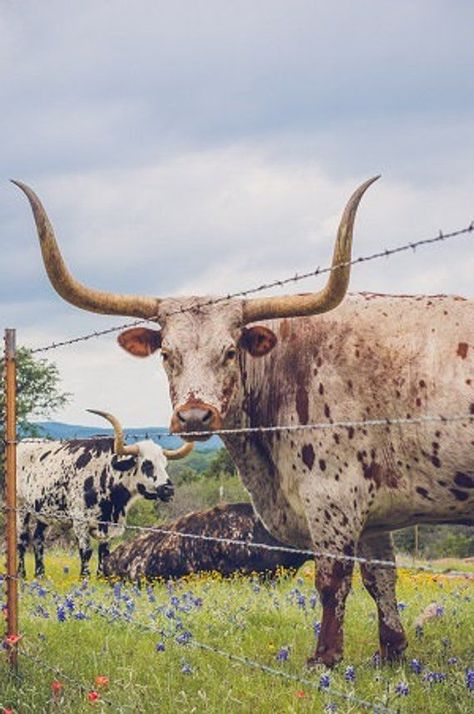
[13,412,474,446]
[29,222,474,353]
[10,506,473,577]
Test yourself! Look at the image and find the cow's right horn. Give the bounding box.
[12,181,161,319]
[87,409,139,456]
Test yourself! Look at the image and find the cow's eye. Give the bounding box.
[225,347,237,362]
[161,350,169,363]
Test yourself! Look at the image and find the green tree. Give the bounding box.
[1,347,70,482]
[205,448,237,479]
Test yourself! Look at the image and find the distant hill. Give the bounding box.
[32,421,222,453]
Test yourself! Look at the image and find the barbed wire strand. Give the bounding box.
[13,575,397,714]
[7,507,473,578]
[12,412,474,445]
[29,222,474,354]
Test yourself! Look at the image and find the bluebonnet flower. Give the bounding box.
[344,665,356,682]
[276,647,290,662]
[435,605,444,617]
[74,611,87,620]
[372,653,381,668]
[181,661,192,674]
[465,669,474,692]
[155,642,165,652]
[176,630,192,645]
[324,704,337,712]
[165,608,175,620]
[423,671,446,684]
[447,657,458,666]
[395,682,409,696]
[64,595,75,612]
[441,637,450,648]
[319,673,331,690]
[113,583,121,599]
[397,601,407,611]
[410,658,423,674]
[56,605,66,622]
[309,593,318,609]
[313,621,321,637]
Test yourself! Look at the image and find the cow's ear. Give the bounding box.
[239,326,277,357]
[117,328,162,357]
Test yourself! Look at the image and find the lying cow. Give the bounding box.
[103,502,309,580]
[17,410,193,577]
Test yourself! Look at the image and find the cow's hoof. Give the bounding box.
[379,643,408,664]
[307,650,342,669]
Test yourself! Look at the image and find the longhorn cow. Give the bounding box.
[14,178,473,666]
[17,409,193,577]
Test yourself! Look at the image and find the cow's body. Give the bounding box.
[17,437,174,577]
[103,502,308,581]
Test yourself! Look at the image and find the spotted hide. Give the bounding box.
[102,502,308,581]
[17,437,174,577]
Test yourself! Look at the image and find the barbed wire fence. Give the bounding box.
[3,221,474,711]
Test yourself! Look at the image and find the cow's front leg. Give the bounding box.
[97,541,110,576]
[358,532,407,661]
[32,520,48,577]
[17,513,31,579]
[73,522,93,577]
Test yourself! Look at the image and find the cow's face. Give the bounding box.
[135,440,174,502]
[118,298,276,439]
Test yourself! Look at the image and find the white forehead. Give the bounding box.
[136,439,167,466]
[157,297,244,351]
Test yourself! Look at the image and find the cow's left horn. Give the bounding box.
[87,409,139,456]
[12,181,161,319]
[242,176,380,323]
[162,441,194,460]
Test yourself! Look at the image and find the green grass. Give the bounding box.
[1,553,473,713]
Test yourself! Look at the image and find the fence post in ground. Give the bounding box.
[4,328,18,672]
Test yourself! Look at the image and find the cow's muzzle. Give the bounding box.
[156,479,174,503]
[170,401,223,441]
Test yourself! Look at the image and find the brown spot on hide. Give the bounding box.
[301,444,315,470]
[449,488,469,501]
[296,385,309,424]
[324,403,331,419]
[454,472,474,488]
[318,383,324,395]
[431,455,441,468]
[416,486,433,501]
[319,459,326,472]
[457,342,469,359]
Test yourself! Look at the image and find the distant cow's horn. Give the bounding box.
[12,181,161,319]
[87,409,140,456]
[242,176,380,323]
[162,441,194,460]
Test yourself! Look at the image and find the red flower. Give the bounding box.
[95,675,109,688]
[2,708,14,714]
[295,690,305,698]
[51,680,63,694]
[87,691,100,703]
[4,634,22,646]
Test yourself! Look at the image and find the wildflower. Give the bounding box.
[95,676,109,688]
[176,630,192,645]
[344,665,356,682]
[395,682,409,696]
[5,634,22,646]
[325,705,338,712]
[372,653,381,668]
[410,658,423,674]
[181,662,192,674]
[51,680,63,692]
[466,668,474,692]
[309,593,318,609]
[397,601,407,611]
[276,647,290,662]
[155,642,165,652]
[294,690,305,698]
[447,657,458,666]
[313,621,321,637]
[319,673,331,690]
[87,691,100,702]
[56,606,66,622]
[2,708,14,714]
[423,671,446,684]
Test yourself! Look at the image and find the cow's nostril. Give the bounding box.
[202,410,212,424]
[177,411,187,424]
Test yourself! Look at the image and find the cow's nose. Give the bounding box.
[177,407,213,428]
[171,401,223,439]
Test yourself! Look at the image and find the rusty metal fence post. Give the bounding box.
[4,328,18,671]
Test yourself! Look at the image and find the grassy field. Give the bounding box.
[1,553,473,713]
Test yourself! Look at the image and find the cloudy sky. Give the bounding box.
[1,1,473,428]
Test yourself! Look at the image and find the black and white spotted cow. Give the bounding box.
[17,411,193,577]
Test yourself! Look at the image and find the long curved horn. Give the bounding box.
[87,409,139,456]
[12,181,161,319]
[242,176,380,324]
[163,441,194,460]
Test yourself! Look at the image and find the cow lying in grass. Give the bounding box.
[17,410,193,577]
[103,502,309,581]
